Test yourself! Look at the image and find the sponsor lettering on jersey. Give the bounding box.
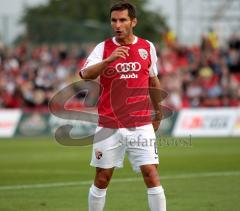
[120,73,138,79]
[115,62,141,79]
[115,62,141,73]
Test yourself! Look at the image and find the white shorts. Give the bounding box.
[90,124,159,173]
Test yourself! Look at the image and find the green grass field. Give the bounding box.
[0,137,239,211]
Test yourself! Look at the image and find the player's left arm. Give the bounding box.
[149,75,163,131]
[148,41,162,131]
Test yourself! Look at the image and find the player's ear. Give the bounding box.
[131,18,137,28]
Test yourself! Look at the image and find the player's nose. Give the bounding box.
[115,20,121,28]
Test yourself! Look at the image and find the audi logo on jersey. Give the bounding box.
[115,62,141,73]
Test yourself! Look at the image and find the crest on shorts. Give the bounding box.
[95,149,103,160]
[138,49,148,60]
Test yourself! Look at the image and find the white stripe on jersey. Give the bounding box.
[147,40,159,77]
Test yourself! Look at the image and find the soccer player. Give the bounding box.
[79,2,166,211]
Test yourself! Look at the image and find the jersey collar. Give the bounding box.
[112,36,138,46]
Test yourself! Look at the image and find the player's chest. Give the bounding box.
[104,47,151,80]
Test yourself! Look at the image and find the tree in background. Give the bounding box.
[21,0,168,44]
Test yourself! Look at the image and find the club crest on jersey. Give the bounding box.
[138,49,148,60]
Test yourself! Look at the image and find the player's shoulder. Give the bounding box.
[101,37,118,49]
[94,41,105,49]
[91,41,106,54]
[137,37,154,49]
[146,39,155,50]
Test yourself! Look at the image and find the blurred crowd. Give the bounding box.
[159,31,240,110]
[0,43,88,111]
[0,32,240,111]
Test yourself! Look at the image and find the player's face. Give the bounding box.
[111,10,137,41]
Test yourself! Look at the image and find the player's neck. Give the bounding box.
[116,34,135,45]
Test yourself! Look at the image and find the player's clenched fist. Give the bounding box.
[106,46,130,63]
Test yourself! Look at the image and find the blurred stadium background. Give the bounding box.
[0,0,240,210]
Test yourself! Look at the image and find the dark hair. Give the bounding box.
[110,1,136,19]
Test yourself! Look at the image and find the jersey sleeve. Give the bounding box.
[148,41,159,77]
[80,42,104,76]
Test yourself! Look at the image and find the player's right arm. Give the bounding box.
[79,43,129,80]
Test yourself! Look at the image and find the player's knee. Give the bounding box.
[94,169,113,188]
[141,165,160,186]
[143,169,158,180]
[95,175,111,188]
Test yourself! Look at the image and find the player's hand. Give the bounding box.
[152,110,162,132]
[106,46,130,63]
[152,120,160,132]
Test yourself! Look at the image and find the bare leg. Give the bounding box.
[88,167,114,211]
[94,167,115,188]
[141,164,166,211]
[140,164,160,188]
